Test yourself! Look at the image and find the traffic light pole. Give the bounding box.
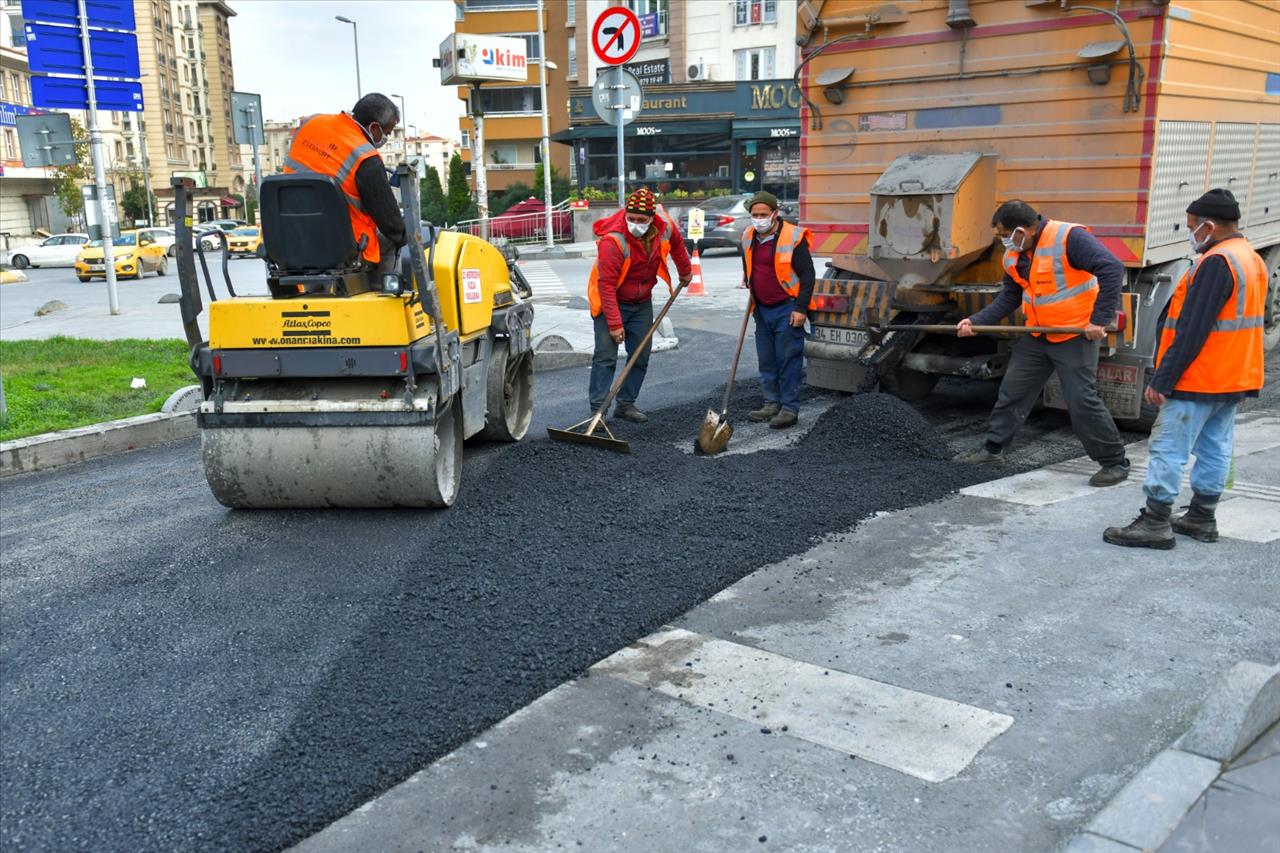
[77,0,120,315]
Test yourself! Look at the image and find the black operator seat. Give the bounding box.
[259,173,374,298]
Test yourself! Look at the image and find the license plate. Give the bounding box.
[811,326,869,347]
[88,263,104,269]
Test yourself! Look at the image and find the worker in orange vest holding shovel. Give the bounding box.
[586,188,692,422]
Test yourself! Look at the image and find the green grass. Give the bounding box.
[0,337,195,441]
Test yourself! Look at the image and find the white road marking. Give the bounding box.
[593,627,1013,782]
[517,260,569,304]
[1215,497,1280,542]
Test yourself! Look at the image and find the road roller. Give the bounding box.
[170,165,535,508]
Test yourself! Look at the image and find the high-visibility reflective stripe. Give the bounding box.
[1165,316,1265,332]
[334,142,375,185]
[1219,245,1250,319]
[1031,277,1099,305]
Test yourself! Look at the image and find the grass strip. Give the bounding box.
[0,337,194,442]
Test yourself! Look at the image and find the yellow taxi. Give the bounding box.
[75,230,169,281]
[226,226,264,258]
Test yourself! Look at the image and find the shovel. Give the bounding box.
[696,297,753,456]
[867,322,1119,341]
[548,279,689,454]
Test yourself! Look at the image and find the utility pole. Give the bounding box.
[537,0,554,248]
[77,0,119,315]
[470,84,488,239]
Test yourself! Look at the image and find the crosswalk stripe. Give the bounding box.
[517,260,569,304]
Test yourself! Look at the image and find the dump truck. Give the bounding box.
[172,165,535,508]
[796,0,1280,429]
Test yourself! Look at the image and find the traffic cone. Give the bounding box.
[687,248,706,296]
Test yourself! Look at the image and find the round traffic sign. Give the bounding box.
[591,7,641,66]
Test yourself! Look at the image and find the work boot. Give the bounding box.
[1089,461,1131,487]
[1172,494,1219,543]
[953,446,1006,466]
[748,402,781,422]
[769,409,799,430]
[1103,500,1175,550]
[613,401,649,423]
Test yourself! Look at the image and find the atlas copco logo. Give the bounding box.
[480,46,526,69]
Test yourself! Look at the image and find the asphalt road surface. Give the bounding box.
[3,255,1277,851]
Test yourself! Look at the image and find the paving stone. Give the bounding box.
[1085,749,1220,850]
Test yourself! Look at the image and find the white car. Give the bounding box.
[140,227,179,257]
[3,234,91,269]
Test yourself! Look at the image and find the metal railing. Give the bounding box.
[453,199,574,244]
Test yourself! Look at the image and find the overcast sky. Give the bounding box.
[228,0,465,140]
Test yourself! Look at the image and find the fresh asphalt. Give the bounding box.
[2,257,1277,851]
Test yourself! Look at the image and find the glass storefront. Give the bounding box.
[735,136,800,202]
[580,123,733,195]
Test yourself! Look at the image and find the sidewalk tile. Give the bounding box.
[1085,749,1220,850]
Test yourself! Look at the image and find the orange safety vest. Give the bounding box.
[587,213,675,318]
[1156,236,1266,394]
[1002,220,1099,342]
[741,220,815,307]
[283,112,381,263]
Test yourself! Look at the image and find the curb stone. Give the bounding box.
[1064,660,1280,852]
[0,268,30,284]
[1,411,196,478]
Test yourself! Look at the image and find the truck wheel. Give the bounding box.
[479,338,534,441]
[879,366,940,402]
[1264,245,1280,353]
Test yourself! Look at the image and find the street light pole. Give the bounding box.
[536,0,553,248]
[335,16,361,101]
[389,92,406,166]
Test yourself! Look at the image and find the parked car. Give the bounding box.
[676,196,798,254]
[138,227,178,257]
[206,218,247,232]
[193,226,224,252]
[2,233,90,268]
[487,198,572,241]
[226,226,264,258]
[74,230,169,281]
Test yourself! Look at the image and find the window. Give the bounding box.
[735,0,773,26]
[628,0,667,38]
[568,38,577,77]
[478,87,541,114]
[460,130,471,149]
[734,47,775,80]
[0,72,7,99]
[565,0,575,25]
[489,143,519,166]
[735,0,748,26]
[463,0,537,9]
[764,0,777,23]
[3,129,16,159]
[510,32,541,60]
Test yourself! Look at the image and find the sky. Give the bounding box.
[228,0,466,140]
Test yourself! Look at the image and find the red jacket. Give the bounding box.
[593,209,692,330]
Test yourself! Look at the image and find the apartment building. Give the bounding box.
[405,133,456,190]
[452,0,570,195]
[565,0,801,200]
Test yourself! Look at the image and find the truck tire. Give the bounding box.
[478,338,533,441]
[879,366,940,402]
[1264,245,1280,353]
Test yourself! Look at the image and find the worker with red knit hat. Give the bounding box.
[585,188,692,422]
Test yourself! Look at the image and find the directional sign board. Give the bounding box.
[22,0,143,112]
[230,91,264,145]
[20,0,135,29]
[591,6,641,66]
[24,23,140,79]
[591,68,642,127]
[31,75,142,111]
[15,112,77,167]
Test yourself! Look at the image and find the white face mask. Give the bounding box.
[1000,227,1026,252]
[752,215,775,234]
[627,220,650,238]
[1187,220,1213,252]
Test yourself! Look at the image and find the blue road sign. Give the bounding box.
[25,23,140,79]
[19,0,136,31]
[31,76,143,111]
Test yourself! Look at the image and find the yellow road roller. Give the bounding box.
[171,166,535,508]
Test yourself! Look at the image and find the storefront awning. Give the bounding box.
[731,118,801,140]
[570,120,732,139]
[219,196,240,207]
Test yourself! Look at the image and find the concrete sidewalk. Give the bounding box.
[295,410,1280,852]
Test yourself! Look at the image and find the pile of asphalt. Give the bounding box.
[1,389,1005,851]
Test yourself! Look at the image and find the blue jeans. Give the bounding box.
[754,300,805,413]
[589,300,654,411]
[1144,397,1237,505]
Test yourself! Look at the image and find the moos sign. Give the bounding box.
[439,33,529,85]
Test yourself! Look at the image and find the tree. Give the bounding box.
[120,180,155,225]
[51,118,91,221]
[445,153,478,224]
[533,163,572,207]
[421,165,447,225]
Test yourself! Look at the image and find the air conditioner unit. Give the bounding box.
[687,63,709,81]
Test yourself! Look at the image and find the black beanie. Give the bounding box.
[1186,188,1240,222]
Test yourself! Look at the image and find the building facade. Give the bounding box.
[564,0,800,200]
[405,133,457,190]
[452,0,571,195]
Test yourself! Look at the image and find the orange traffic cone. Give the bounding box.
[686,248,706,296]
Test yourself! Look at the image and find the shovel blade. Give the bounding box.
[696,410,734,456]
[547,426,632,454]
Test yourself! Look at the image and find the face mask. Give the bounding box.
[1187,221,1212,252]
[627,220,649,238]
[1000,227,1025,252]
[367,123,387,149]
[752,215,775,234]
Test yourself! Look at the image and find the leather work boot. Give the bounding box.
[1089,462,1131,487]
[748,402,781,422]
[613,401,649,423]
[769,409,799,430]
[953,447,1006,466]
[1172,504,1219,543]
[1103,505,1175,550]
